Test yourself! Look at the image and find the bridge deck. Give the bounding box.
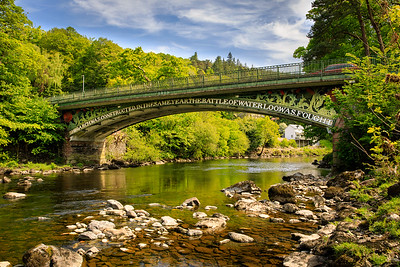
[49,59,354,110]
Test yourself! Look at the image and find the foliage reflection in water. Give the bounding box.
[0,158,328,265]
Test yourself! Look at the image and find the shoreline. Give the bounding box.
[0,146,330,176]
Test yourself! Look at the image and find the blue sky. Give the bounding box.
[15,0,313,67]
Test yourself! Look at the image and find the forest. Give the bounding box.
[1,0,400,171]
[0,0,301,164]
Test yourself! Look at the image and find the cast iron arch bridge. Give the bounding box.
[50,58,354,164]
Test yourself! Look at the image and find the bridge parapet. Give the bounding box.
[49,58,354,109]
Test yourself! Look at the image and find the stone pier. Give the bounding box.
[63,136,106,165]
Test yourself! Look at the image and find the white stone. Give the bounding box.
[228,232,254,243]
[161,216,179,226]
[3,192,26,199]
[259,214,270,219]
[66,225,77,230]
[138,243,147,249]
[205,206,218,210]
[219,239,230,245]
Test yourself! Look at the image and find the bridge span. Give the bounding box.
[50,59,354,164]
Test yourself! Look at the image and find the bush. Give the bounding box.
[334,242,371,260]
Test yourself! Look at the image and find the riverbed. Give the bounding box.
[0,158,329,265]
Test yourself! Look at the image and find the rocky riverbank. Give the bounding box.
[3,168,396,266]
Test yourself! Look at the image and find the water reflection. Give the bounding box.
[0,157,327,264]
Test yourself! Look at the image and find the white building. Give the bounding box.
[284,124,310,147]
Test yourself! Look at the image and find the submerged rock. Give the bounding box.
[221,180,262,198]
[23,244,83,267]
[3,192,26,199]
[228,232,254,243]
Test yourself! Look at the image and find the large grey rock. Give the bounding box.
[268,184,296,204]
[106,199,124,210]
[221,180,262,198]
[228,232,254,243]
[22,244,83,267]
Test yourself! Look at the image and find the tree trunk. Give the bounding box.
[365,0,386,53]
[354,2,371,56]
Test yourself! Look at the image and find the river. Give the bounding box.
[0,157,329,266]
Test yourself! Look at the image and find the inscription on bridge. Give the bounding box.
[68,94,335,135]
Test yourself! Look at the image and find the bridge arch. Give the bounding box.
[62,89,337,164]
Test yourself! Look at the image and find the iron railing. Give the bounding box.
[49,58,355,105]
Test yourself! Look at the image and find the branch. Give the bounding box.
[350,133,375,161]
[369,108,400,134]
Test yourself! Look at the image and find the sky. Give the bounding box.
[15,0,313,67]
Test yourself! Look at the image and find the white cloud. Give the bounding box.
[70,0,312,65]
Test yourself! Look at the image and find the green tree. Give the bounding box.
[295,0,394,61]
[329,55,400,172]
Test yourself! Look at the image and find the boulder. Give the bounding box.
[22,244,83,267]
[181,197,201,209]
[323,186,344,199]
[3,192,26,199]
[228,232,254,243]
[78,231,98,241]
[221,180,262,198]
[282,203,299,213]
[161,216,179,227]
[195,217,226,233]
[234,198,271,213]
[106,199,124,210]
[388,182,400,198]
[0,262,11,267]
[187,229,203,236]
[104,227,135,241]
[327,170,364,188]
[268,184,296,204]
[295,209,315,219]
[87,220,115,232]
[283,251,326,267]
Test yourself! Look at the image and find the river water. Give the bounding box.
[0,158,329,266]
